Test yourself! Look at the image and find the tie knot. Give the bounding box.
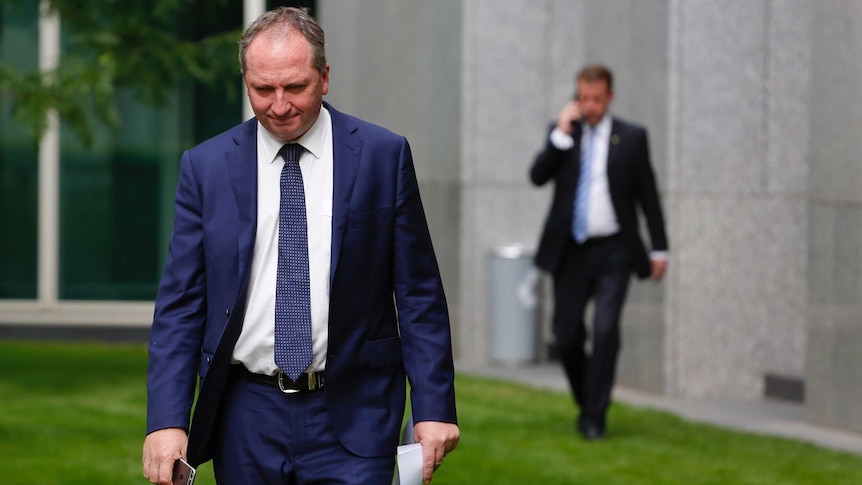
[279,143,303,165]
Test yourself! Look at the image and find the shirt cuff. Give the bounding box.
[650,251,669,261]
[549,128,575,150]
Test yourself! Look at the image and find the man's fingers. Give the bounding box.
[422,447,436,483]
[650,259,668,280]
[433,443,444,468]
[414,421,460,483]
[421,443,447,483]
[143,456,174,485]
[143,451,159,483]
[142,428,188,485]
[160,459,174,485]
[143,460,161,485]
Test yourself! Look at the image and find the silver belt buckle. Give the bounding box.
[277,371,300,394]
[307,372,324,391]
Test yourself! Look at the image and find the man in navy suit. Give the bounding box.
[142,7,458,484]
[530,64,668,441]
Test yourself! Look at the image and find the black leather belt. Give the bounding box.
[580,233,621,246]
[235,366,326,393]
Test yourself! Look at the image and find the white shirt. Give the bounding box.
[551,114,620,238]
[232,106,333,375]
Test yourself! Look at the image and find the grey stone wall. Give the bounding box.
[581,0,671,394]
[319,0,861,432]
[666,0,809,399]
[318,1,464,352]
[459,0,570,366]
[805,1,862,433]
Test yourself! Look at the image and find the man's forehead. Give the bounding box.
[577,79,611,93]
[249,30,311,58]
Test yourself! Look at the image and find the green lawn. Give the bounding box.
[1,341,860,484]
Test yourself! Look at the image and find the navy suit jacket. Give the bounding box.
[530,118,668,279]
[146,102,457,466]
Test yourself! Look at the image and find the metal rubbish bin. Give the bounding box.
[489,245,540,365]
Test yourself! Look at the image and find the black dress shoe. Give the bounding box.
[582,424,605,441]
[577,421,605,441]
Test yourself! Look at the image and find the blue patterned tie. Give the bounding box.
[275,143,313,381]
[572,126,594,243]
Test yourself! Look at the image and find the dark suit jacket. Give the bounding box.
[146,102,457,466]
[530,117,668,279]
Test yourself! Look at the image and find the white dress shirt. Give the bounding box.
[550,115,668,261]
[233,106,333,375]
[551,114,620,238]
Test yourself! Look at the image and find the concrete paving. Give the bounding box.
[456,361,862,456]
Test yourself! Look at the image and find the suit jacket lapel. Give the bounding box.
[607,118,621,174]
[605,118,624,201]
[326,102,362,290]
[225,119,259,284]
[188,119,257,466]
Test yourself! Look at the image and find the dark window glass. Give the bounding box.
[268,0,317,12]
[0,2,39,299]
[4,1,316,301]
[58,2,244,300]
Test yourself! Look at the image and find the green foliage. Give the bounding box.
[0,0,242,146]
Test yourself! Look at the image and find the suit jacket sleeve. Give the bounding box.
[146,150,207,435]
[391,138,458,425]
[530,125,575,187]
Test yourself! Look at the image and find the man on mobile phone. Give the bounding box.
[529,64,668,441]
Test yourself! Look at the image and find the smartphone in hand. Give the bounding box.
[570,91,583,128]
[172,458,196,485]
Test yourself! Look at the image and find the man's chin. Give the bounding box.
[265,122,301,142]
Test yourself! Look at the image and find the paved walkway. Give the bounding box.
[456,361,862,456]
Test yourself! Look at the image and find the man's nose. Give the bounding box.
[272,92,291,115]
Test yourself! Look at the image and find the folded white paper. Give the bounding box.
[392,443,423,485]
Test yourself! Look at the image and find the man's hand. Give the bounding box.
[650,257,668,281]
[413,421,460,484]
[142,427,188,485]
[555,101,582,135]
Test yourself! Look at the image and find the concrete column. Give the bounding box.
[665,0,809,399]
[317,1,463,352]
[805,0,862,433]
[458,0,587,364]
[37,0,60,305]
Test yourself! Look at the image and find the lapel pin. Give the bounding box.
[611,134,620,145]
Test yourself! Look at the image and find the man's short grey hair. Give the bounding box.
[238,6,327,75]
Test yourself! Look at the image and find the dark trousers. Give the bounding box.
[552,235,631,430]
[212,370,395,484]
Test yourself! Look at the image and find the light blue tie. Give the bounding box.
[572,126,595,243]
[275,143,313,381]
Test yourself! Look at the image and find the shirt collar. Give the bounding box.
[258,105,331,164]
[583,113,612,136]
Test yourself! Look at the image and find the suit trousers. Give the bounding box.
[552,234,632,429]
[212,369,396,484]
